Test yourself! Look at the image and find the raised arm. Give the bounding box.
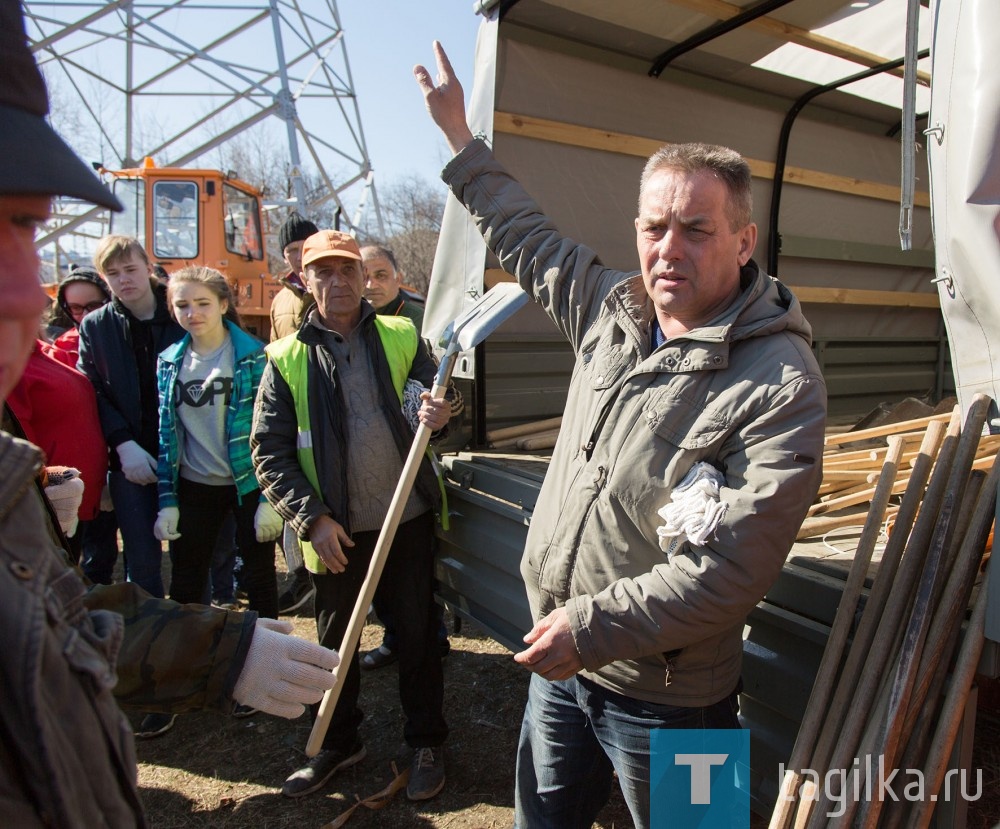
[413,41,475,156]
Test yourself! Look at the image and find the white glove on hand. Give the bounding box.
[153,506,181,541]
[254,500,283,543]
[44,467,84,537]
[117,440,158,485]
[232,618,339,718]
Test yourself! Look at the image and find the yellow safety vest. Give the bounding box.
[265,315,426,573]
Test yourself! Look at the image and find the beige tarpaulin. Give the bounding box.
[927,0,1000,421]
[927,0,1000,640]
[422,12,498,366]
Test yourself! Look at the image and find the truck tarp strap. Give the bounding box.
[899,0,921,251]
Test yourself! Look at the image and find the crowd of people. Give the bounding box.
[17,210,455,790]
[3,0,830,822]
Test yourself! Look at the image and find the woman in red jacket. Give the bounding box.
[7,341,110,564]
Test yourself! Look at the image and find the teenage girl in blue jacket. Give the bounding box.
[153,266,280,619]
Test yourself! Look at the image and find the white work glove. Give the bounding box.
[254,500,283,543]
[153,506,181,541]
[44,466,84,537]
[656,461,729,557]
[117,440,158,485]
[232,618,339,718]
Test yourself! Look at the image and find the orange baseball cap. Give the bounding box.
[301,230,363,269]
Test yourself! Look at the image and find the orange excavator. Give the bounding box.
[101,157,283,339]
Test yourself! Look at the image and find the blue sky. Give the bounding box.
[338,2,482,186]
[31,1,484,264]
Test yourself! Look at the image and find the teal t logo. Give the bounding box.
[651,730,750,827]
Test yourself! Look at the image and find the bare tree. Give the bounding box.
[209,127,350,275]
[365,174,446,295]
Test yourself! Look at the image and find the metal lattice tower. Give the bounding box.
[25,0,383,271]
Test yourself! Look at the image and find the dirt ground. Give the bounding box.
[132,568,1000,829]
[132,594,633,829]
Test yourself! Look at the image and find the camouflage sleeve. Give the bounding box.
[83,582,257,714]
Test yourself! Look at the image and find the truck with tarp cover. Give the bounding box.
[425,1,1000,823]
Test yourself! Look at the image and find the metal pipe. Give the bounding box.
[649,0,796,78]
[767,50,929,277]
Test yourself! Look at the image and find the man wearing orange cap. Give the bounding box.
[0,3,342,823]
[252,229,452,802]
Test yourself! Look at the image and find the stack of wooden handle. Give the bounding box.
[487,416,563,451]
[799,411,999,541]
[770,395,998,829]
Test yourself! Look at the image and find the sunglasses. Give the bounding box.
[67,300,108,316]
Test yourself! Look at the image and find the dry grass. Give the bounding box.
[131,568,999,829]
[133,598,633,829]
[968,710,1000,829]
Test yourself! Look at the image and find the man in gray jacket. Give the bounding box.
[415,43,827,828]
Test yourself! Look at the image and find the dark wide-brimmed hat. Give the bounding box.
[0,0,122,210]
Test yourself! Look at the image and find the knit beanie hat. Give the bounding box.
[57,263,112,317]
[278,213,319,254]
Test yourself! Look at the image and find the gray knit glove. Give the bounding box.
[402,379,426,433]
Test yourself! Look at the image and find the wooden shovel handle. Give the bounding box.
[306,380,449,757]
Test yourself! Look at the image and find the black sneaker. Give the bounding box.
[406,746,445,801]
[135,712,176,740]
[281,743,366,798]
[278,579,315,614]
[360,644,397,670]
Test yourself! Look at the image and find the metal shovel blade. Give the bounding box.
[439,282,530,353]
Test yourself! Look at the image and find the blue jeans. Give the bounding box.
[514,673,740,829]
[108,471,164,597]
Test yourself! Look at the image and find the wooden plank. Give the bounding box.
[817,343,941,364]
[789,286,939,308]
[823,411,953,447]
[488,416,564,443]
[822,469,881,481]
[485,268,515,288]
[780,235,935,269]
[494,111,932,208]
[663,0,931,85]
